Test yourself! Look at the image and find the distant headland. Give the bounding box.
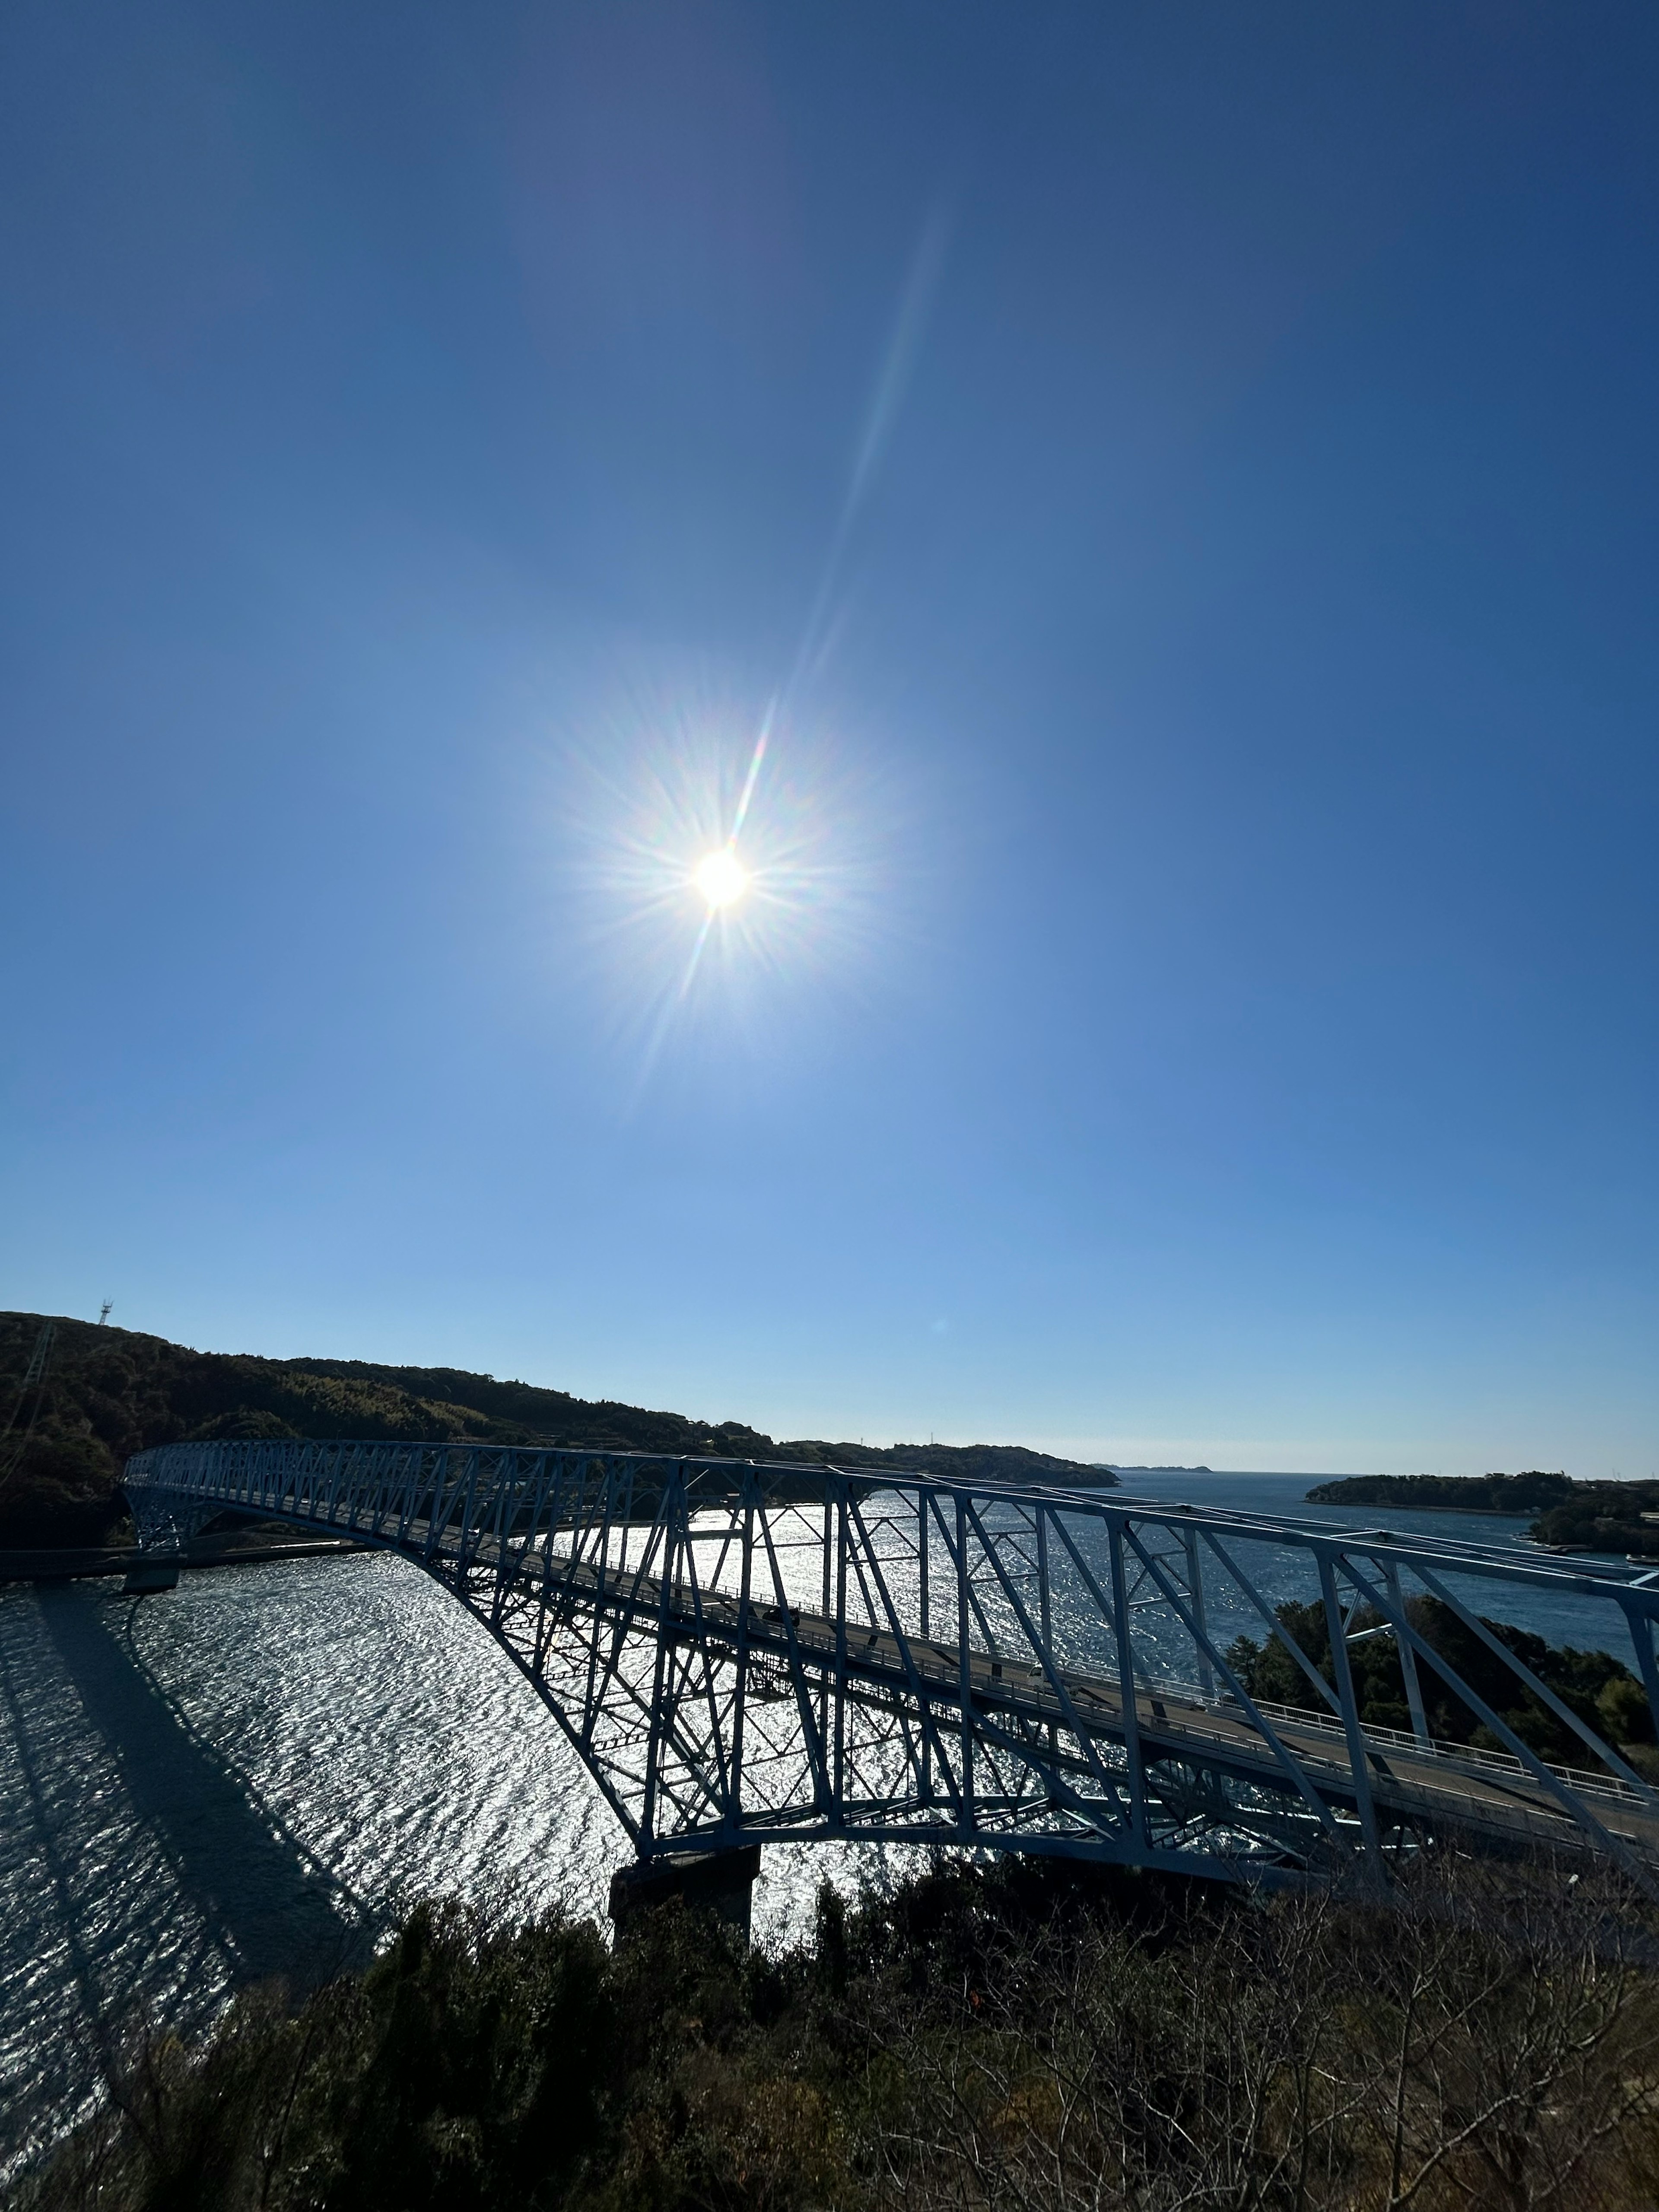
[1307,1469,1659,1559]
[1306,1471,1573,1514]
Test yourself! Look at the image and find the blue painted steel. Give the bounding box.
[123,1440,1659,1890]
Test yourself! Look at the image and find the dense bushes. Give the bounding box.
[19,1854,1659,2212]
[1225,1595,1655,1773]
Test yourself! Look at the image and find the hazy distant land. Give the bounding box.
[1106,1463,1216,1475]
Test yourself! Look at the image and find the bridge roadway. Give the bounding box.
[308,1494,1659,1876]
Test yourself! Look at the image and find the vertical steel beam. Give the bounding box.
[818,1498,832,1767]
[1385,1562,1431,1750]
[918,1487,932,1800]
[1182,1526,1214,1700]
[1037,1507,1058,1770]
[730,1495,754,1822]
[1107,1520,1147,1845]
[956,1493,974,1839]
[639,1478,681,1851]
[1036,1507,1052,1651]
[1320,1553,1383,1878]
[833,1488,849,1824]
[581,1476,620,1732]
[1618,1595,1659,1749]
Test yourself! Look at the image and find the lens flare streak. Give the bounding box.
[547,213,942,1099]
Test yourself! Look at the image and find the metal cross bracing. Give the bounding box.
[123,1440,1659,1892]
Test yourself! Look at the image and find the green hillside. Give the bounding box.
[1527,1480,1659,1560]
[0,1313,1114,1547]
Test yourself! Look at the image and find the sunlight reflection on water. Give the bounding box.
[0,1552,930,2180]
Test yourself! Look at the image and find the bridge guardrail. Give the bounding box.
[1176,1683,1656,1809]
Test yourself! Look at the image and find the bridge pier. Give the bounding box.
[122,1490,220,1593]
[609,1846,762,1944]
[122,1553,181,1592]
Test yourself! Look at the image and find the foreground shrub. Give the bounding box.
[16,1854,1659,2212]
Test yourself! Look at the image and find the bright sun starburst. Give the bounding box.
[694,847,749,909]
[547,674,897,1101]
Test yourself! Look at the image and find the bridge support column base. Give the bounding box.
[609,1846,761,1945]
[123,1556,181,1593]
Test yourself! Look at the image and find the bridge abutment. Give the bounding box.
[609,1846,762,1944]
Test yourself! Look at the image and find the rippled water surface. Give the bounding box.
[2,1475,1643,2179]
[0,1554,921,2180]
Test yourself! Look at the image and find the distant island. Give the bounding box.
[1306,1471,1574,1515]
[0,1312,1117,1550]
[1306,1470,1659,1560]
[1107,1464,1214,1475]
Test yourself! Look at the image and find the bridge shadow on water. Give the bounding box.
[35,1583,377,1990]
[1,1577,382,2179]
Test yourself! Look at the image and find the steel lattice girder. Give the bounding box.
[123,1440,1659,1890]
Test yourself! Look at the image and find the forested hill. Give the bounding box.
[1306,1468,1659,1560]
[1305,1472,1574,1514]
[0,1312,1115,1546]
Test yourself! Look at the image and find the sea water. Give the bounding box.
[0,1473,1641,2178]
[0,1553,920,2179]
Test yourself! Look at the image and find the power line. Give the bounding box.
[0,1319,55,1495]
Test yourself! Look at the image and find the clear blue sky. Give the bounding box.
[4,3,1657,1475]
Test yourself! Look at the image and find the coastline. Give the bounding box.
[0,1535,369,1583]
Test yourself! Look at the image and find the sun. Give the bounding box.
[694,847,749,909]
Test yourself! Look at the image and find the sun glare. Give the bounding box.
[553,683,893,1094]
[695,848,749,909]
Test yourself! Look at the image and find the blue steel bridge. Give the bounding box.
[123,1442,1659,1898]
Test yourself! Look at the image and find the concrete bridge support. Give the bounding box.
[609,1846,763,1944]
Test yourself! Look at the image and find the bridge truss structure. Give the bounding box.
[124,1442,1659,1891]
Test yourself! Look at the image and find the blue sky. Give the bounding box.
[4,3,1658,1475]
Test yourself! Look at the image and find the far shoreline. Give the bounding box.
[1313,1500,1534,1518]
